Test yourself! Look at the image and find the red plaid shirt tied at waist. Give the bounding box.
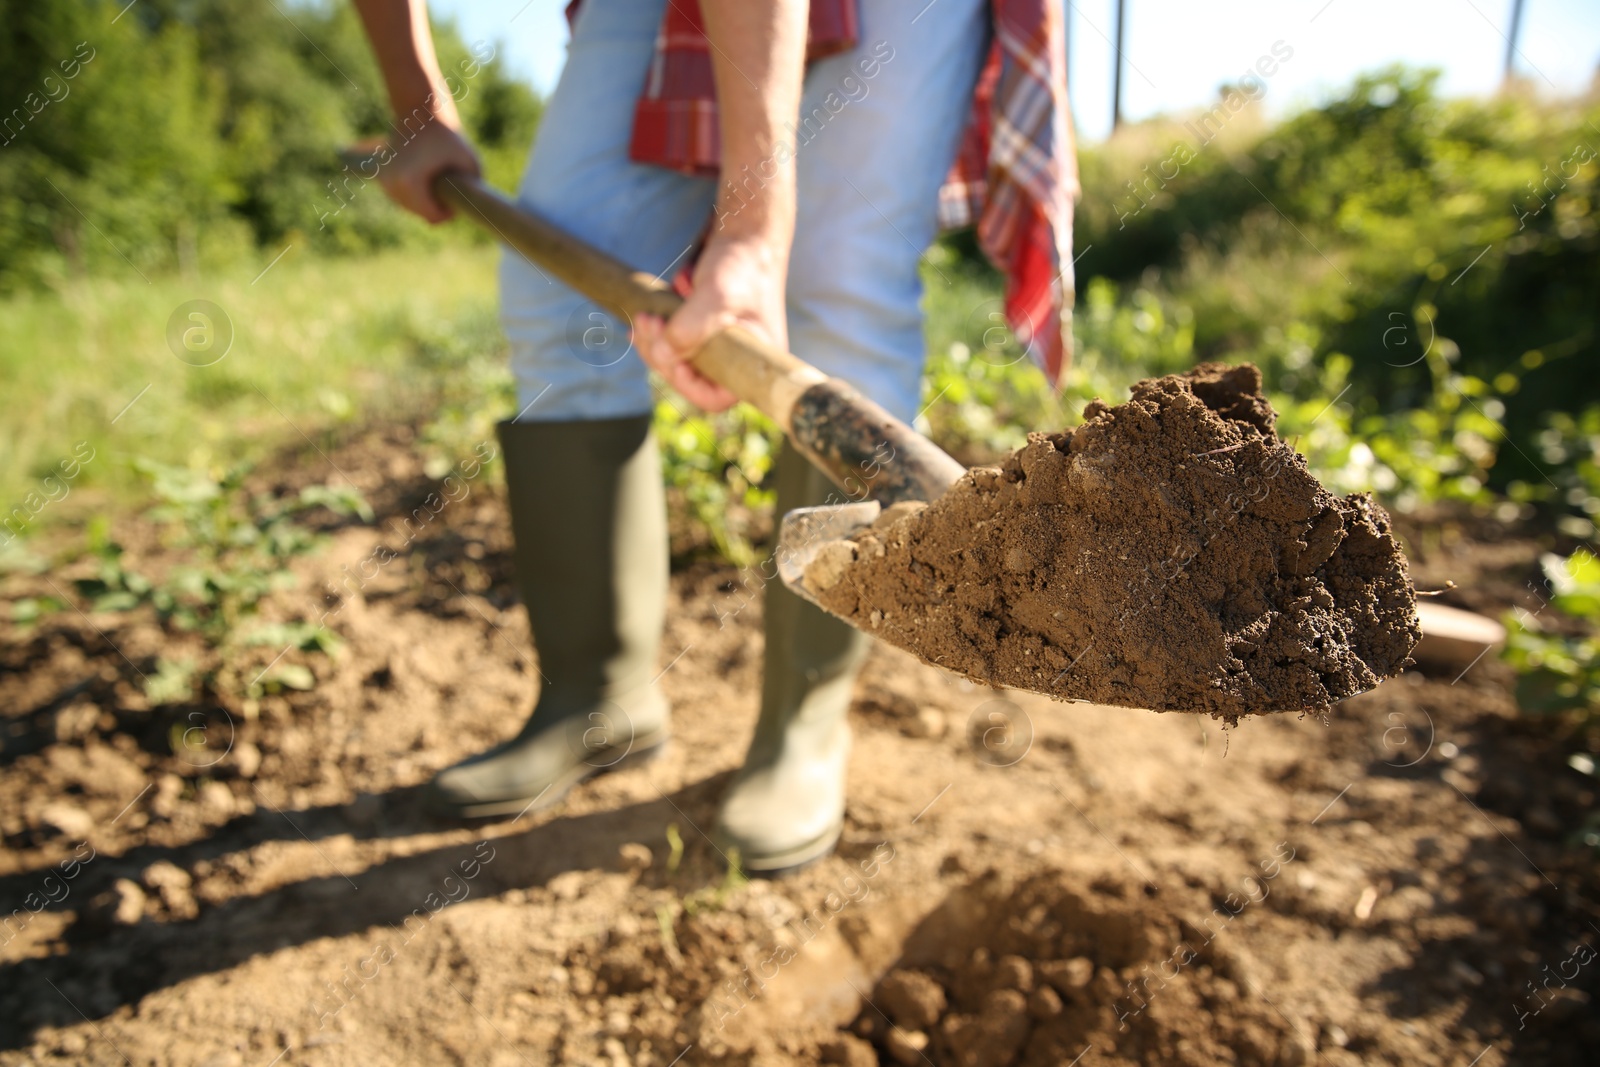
[626,0,1079,384]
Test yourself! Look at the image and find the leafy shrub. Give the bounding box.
[1074,68,1600,490]
[1523,405,1600,540]
[1503,550,1600,849]
[0,0,541,288]
[654,400,777,566]
[1504,549,1600,721]
[919,262,1512,513]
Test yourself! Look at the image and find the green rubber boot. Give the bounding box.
[428,415,670,818]
[716,443,872,872]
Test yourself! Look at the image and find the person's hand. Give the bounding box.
[375,121,481,224]
[634,234,788,412]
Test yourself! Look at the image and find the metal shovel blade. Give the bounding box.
[774,501,881,607]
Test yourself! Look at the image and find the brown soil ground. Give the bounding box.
[1,422,1596,1067]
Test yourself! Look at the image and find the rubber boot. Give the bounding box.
[428,415,670,818]
[716,443,872,872]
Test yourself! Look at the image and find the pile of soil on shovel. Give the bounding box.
[802,364,1419,718]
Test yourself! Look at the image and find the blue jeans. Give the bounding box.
[500,0,988,425]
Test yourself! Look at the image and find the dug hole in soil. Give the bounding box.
[1,394,1596,1066]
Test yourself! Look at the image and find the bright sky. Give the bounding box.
[431,0,1600,143]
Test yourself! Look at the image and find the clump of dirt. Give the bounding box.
[803,364,1420,718]
[831,869,1297,1067]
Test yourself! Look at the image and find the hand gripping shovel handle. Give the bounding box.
[376,160,965,505]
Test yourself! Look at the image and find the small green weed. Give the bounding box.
[72,460,370,703]
[661,821,748,916]
[1503,549,1600,852]
[1504,549,1600,722]
[681,849,748,916]
[655,401,778,565]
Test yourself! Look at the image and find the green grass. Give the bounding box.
[0,232,1512,570]
[0,242,505,536]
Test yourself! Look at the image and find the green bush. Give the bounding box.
[0,0,540,289]
[1503,551,1600,836]
[1074,68,1600,490]
[1525,405,1600,540]
[918,258,1512,515]
[1504,550,1600,720]
[654,399,777,566]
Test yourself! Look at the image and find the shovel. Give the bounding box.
[343,157,964,606]
[337,152,1423,717]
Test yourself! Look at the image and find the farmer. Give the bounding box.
[352,0,1076,872]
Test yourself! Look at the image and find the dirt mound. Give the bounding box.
[832,868,1297,1067]
[804,364,1420,718]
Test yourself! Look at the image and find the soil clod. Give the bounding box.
[806,364,1420,717]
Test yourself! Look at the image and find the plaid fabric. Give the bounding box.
[941,0,1079,382]
[629,0,1077,383]
[627,1,858,173]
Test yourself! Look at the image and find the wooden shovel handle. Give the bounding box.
[360,161,966,503]
[434,172,838,427]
